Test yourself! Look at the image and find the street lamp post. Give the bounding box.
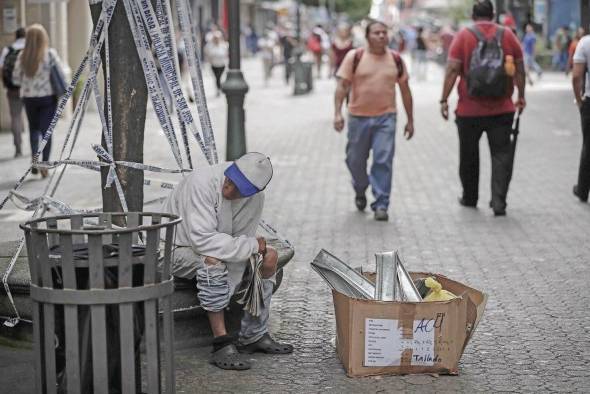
[221,0,249,161]
[292,0,312,95]
[296,0,301,41]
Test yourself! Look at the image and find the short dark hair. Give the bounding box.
[15,27,25,40]
[472,0,494,20]
[365,19,387,38]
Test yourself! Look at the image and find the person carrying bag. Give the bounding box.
[13,24,66,178]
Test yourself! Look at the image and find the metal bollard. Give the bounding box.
[21,212,181,394]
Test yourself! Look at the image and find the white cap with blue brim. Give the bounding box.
[224,152,273,197]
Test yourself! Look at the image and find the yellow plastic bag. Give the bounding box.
[423,277,456,302]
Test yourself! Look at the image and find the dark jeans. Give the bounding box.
[578,99,590,199]
[456,113,515,210]
[7,89,24,154]
[22,95,57,161]
[211,65,225,91]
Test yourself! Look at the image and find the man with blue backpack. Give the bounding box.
[439,0,526,216]
[0,27,26,158]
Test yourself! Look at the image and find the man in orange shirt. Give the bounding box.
[334,20,414,221]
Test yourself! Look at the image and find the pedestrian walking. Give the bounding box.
[176,32,194,103]
[522,24,542,85]
[12,24,65,178]
[245,24,259,56]
[414,26,428,80]
[279,26,297,84]
[258,28,278,86]
[439,0,526,216]
[204,31,228,97]
[162,152,293,370]
[330,23,354,76]
[334,19,414,221]
[0,27,26,158]
[571,34,590,203]
[307,25,326,78]
[553,27,570,71]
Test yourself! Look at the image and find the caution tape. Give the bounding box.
[135,0,214,164]
[0,0,118,326]
[0,0,230,326]
[121,0,185,170]
[156,0,194,169]
[176,0,218,163]
[0,0,116,212]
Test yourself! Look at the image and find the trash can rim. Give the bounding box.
[19,211,182,235]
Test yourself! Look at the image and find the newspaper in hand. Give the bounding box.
[237,254,265,316]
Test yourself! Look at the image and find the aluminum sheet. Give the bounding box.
[311,249,375,299]
[395,251,422,302]
[375,251,398,301]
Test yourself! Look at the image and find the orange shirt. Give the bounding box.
[337,48,408,117]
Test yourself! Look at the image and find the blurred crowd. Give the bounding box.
[196,19,463,86]
[195,15,587,90]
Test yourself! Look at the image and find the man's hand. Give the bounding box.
[256,236,267,256]
[334,112,345,132]
[440,62,460,121]
[572,63,586,108]
[440,101,449,120]
[334,77,350,132]
[404,121,414,140]
[515,97,526,114]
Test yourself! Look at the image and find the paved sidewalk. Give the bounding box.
[1,58,589,392]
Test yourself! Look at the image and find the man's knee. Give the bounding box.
[261,247,278,278]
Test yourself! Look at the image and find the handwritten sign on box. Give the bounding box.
[364,318,436,367]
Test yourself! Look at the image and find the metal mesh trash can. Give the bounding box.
[21,212,181,394]
[293,59,313,95]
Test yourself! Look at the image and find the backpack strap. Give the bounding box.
[352,47,364,74]
[352,47,404,78]
[48,48,56,65]
[495,26,505,42]
[391,50,404,78]
[467,26,486,42]
[468,25,505,43]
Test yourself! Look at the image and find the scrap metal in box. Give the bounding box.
[332,272,486,377]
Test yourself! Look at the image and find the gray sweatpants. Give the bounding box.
[172,246,273,344]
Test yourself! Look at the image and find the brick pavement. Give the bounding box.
[1,58,589,392]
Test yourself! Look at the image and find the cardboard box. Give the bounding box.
[332,272,487,377]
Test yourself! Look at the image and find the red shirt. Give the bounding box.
[448,21,523,117]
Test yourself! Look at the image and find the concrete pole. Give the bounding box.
[90,1,146,213]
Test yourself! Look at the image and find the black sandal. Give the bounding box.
[237,333,293,355]
[210,343,251,370]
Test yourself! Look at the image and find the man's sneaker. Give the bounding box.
[374,207,389,221]
[458,197,477,208]
[355,194,367,211]
[490,200,507,216]
[493,208,506,217]
[573,185,589,202]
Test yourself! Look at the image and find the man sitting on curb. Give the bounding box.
[162,152,293,370]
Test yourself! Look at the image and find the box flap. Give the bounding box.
[411,272,487,354]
